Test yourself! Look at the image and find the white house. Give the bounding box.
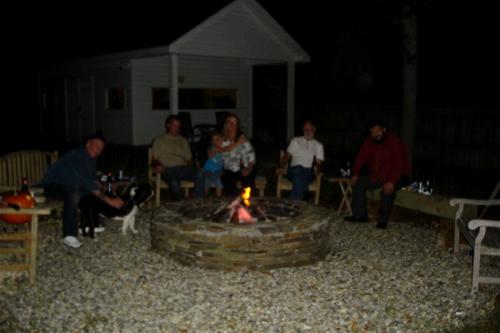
[39,0,309,145]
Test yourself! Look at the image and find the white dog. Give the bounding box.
[113,204,139,235]
[106,184,152,236]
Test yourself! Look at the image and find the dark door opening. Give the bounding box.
[252,64,287,149]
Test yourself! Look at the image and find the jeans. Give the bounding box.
[162,166,205,200]
[286,166,315,201]
[351,175,409,225]
[43,183,82,238]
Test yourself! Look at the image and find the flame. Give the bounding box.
[237,206,254,223]
[241,187,251,206]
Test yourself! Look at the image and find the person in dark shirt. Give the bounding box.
[42,134,123,248]
[344,119,411,229]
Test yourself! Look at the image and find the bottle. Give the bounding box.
[118,169,123,180]
[21,177,29,193]
[346,162,351,177]
[106,172,114,197]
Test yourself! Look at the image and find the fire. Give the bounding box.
[241,187,251,207]
[237,206,254,223]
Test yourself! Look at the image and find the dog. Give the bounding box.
[80,183,152,237]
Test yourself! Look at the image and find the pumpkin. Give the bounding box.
[0,192,36,224]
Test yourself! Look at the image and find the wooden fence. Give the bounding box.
[314,104,500,197]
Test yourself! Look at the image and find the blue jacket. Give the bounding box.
[42,146,99,195]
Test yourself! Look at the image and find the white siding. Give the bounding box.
[41,59,133,145]
[172,3,294,61]
[131,54,251,145]
[93,68,132,144]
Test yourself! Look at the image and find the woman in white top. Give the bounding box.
[220,113,256,196]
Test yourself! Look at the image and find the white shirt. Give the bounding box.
[221,140,256,172]
[287,136,324,168]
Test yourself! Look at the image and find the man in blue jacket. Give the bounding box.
[42,134,123,248]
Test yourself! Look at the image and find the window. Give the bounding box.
[179,88,237,109]
[152,87,170,110]
[105,88,125,110]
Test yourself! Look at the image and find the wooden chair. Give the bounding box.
[236,176,267,197]
[0,150,58,191]
[276,151,323,205]
[450,195,500,293]
[148,148,194,207]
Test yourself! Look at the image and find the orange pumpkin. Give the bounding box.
[0,192,36,224]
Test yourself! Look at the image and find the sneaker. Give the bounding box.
[78,226,105,234]
[63,236,81,248]
[344,216,369,223]
[376,222,387,229]
[94,226,105,233]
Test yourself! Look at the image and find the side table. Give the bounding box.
[326,177,352,215]
[0,201,62,284]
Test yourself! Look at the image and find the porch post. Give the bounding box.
[170,54,179,114]
[286,62,295,141]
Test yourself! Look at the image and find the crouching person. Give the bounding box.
[42,133,124,248]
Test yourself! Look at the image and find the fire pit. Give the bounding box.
[151,192,338,271]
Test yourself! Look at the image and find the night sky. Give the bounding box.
[2,0,498,147]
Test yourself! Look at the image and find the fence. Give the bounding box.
[315,104,500,197]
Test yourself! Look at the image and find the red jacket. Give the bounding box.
[352,132,411,184]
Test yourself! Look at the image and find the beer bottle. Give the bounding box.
[21,177,29,193]
[106,172,114,197]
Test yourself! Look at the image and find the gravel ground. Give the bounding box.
[0,206,499,333]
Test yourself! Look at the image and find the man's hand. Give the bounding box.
[351,175,359,186]
[151,158,165,174]
[275,167,284,176]
[106,196,124,209]
[153,165,165,174]
[383,182,395,194]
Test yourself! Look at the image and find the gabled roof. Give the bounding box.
[50,0,308,69]
[169,0,310,62]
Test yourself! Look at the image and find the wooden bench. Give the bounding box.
[367,189,478,221]
[0,150,58,191]
[449,198,500,293]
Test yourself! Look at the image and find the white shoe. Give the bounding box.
[79,226,105,234]
[63,236,81,248]
[94,226,105,233]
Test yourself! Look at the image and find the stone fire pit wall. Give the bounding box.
[151,199,337,271]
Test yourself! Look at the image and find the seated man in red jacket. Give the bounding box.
[345,118,411,229]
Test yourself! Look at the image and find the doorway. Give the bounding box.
[252,64,287,149]
[66,76,95,144]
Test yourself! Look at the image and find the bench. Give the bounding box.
[0,150,58,191]
[449,198,500,293]
[367,189,478,221]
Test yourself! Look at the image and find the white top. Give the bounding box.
[221,140,256,172]
[287,136,324,168]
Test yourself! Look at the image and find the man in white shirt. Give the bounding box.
[278,120,324,201]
